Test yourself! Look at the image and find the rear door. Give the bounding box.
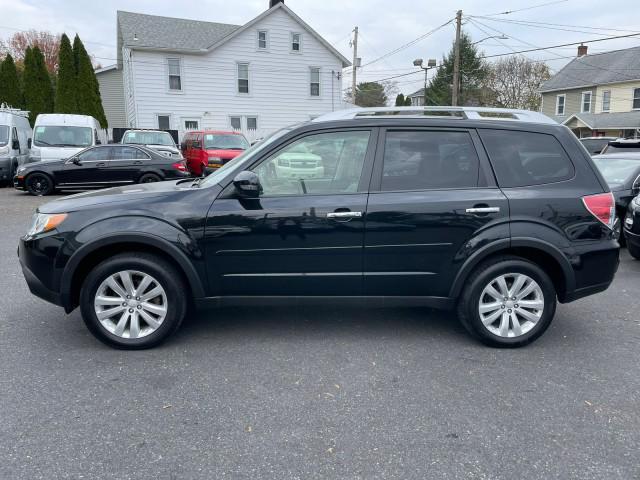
[363,128,510,297]
[109,146,150,183]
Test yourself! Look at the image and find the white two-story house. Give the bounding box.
[98,0,350,141]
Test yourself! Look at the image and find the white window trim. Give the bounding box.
[310,66,321,98]
[555,94,566,116]
[633,87,640,111]
[257,30,269,51]
[291,32,302,53]
[581,91,592,113]
[601,90,611,113]
[236,61,250,96]
[156,114,171,130]
[166,57,184,94]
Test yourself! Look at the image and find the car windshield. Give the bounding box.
[200,127,293,187]
[593,157,640,185]
[34,126,92,147]
[203,134,249,150]
[123,131,175,146]
[0,126,8,146]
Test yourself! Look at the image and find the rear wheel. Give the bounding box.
[458,256,557,348]
[25,173,54,196]
[628,240,640,260]
[138,173,162,184]
[80,253,187,349]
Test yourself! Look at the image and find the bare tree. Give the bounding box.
[483,56,551,111]
[0,30,61,74]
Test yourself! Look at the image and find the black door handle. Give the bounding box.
[96,162,106,167]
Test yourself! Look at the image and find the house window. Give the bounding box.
[184,120,199,130]
[230,117,242,130]
[602,90,611,112]
[168,58,181,91]
[634,88,640,110]
[291,33,301,52]
[555,94,565,115]
[257,30,268,50]
[237,63,249,94]
[157,115,170,130]
[310,67,320,97]
[581,91,592,113]
[247,117,258,130]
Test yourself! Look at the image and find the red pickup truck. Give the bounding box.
[181,130,250,176]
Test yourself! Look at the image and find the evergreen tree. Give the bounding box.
[404,96,412,106]
[23,46,54,125]
[55,34,77,113]
[354,82,387,107]
[0,54,23,108]
[395,93,406,106]
[73,34,107,128]
[425,32,489,106]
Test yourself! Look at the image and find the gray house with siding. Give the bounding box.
[95,65,126,133]
[540,44,640,138]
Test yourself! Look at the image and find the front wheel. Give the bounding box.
[25,173,54,196]
[79,253,188,349]
[458,256,557,348]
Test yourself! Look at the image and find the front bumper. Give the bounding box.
[18,239,64,308]
[13,174,26,190]
[0,157,13,180]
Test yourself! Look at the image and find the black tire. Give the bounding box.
[25,172,54,196]
[79,252,188,349]
[138,173,162,184]
[628,240,640,260]
[457,255,557,348]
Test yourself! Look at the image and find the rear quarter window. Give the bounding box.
[479,130,575,188]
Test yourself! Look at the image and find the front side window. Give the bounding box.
[381,131,480,191]
[34,126,92,147]
[168,58,181,91]
[77,147,112,162]
[582,91,592,113]
[238,63,249,94]
[257,30,268,49]
[291,33,301,52]
[112,146,150,160]
[556,95,565,115]
[602,90,611,112]
[253,130,371,196]
[310,67,320,97]
[230,117,242,130]
[479,130,575,188]
[634,88,640,109]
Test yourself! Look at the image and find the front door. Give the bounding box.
[56,146,113,186]
[364,128,510,297]
[204,128,376,296]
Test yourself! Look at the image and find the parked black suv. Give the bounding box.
[18,107,619,349]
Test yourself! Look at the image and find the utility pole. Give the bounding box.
[452,10,462,106]
[351,26,359,105]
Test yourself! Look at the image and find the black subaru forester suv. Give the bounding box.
[18,108,619,349]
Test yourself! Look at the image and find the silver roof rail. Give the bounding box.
[312,106,557,125]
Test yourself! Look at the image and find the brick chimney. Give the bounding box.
[269,0,284,7]
[578,44,588,57]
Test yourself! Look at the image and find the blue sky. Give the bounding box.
[1,0,639,96]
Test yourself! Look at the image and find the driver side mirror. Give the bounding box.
[96,139,102,145]
[27,138,32,149]
[12,139,20,150]
[233,171,261,199]
[71,157,82,165]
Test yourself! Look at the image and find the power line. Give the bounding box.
[476,0,569,17]
[469,15,640,37]
[467,17,640,35]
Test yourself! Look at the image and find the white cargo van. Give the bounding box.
[0,106,32,184]
[30,114,107,162]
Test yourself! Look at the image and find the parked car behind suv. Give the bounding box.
[121,129,182,159]
[181,130,249,176]
[18,107,619,349]
[579,136,617,155]
[601,138,640,154]
[14,144,189,195]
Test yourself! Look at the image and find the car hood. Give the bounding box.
[38,179,198,214]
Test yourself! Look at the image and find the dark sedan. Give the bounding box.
[14,144,190,196]
[592,153,640,242]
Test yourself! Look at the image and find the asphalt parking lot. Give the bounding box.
[1,187,639,480]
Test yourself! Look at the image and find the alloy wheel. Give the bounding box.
[478,273,544,338]
[94,270,168,339]
[28,175,49,195]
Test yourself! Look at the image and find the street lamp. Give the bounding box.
[413,58,437,106]
[472,34,508,45]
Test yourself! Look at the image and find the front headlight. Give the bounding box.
[26,213,68,237]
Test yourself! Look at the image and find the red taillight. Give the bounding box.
[582,192,615,229]
[172,161,187,172]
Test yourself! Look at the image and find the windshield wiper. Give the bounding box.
[34,140,52,146]
[190,177,204,188]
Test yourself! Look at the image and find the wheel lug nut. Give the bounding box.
[512,297,516,301]
[128,308,134,313]
[508,309,512,313]
[501,305,505,309]
[126,295,131,299]
[515,304,519,308]
[137,305,142,309]
[122,302,127,306]
[136,297,140,301]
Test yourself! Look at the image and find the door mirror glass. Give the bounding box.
[12,139,20,150]
[27,138,32,149]
[72,157,82,165]
[233,170,261,198]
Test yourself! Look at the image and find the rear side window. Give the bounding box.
[381,130,480,191]
[112,146,149,160]
[480,130,574,187]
